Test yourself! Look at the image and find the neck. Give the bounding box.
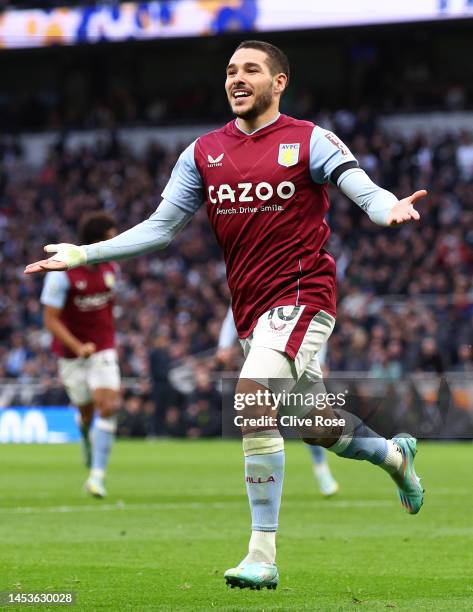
[236,107,280,134]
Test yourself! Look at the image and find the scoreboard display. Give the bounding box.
[0,0,472,50]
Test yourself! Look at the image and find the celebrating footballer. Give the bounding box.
[26,40,427,591]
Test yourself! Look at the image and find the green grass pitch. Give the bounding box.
[0,440,472,610]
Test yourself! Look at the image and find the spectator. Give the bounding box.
[453,344,473,373]
[149,334,173,435]
[117,393,150,438]
[182,365,221,438]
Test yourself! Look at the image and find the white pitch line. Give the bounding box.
[0,499,391,515]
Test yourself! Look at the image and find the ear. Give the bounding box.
[274,73,288,95]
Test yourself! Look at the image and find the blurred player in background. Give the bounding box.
[217,306,338,496]
[26,41,426,590]
[40,212,120,499]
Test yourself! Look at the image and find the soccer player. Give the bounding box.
[26,41,426,589]
[217,305,338,496]
[40,212,120,498]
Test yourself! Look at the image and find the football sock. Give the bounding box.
[91,416,116,477]
[328,410,389,466]
[243,531,276,565]
[379,439,403,473]
[308,444,326,465]
[242,435,284,565]
[244,450,285,532]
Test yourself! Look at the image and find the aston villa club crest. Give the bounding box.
[278,143,300,167]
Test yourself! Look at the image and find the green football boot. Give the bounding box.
[390,434,424,515]
[224,562,279,590]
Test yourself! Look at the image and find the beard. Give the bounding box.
[231,85,273,120]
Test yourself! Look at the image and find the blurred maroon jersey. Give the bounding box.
[52,263,119,358]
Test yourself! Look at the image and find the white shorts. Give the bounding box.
[239,306,335,382]
[58,348,121,407]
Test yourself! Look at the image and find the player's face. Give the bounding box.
[225,48,278,120]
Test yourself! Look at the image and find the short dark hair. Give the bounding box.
[79,211,117,244]
[235,40,290,84]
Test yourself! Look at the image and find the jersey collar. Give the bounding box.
[234,113,281,136]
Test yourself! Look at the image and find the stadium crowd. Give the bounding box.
[2,74,471,135]
[1,108,472,435]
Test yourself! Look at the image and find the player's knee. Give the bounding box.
[98,401,119,418]
[235,378,276,425]
[95,391,120,418]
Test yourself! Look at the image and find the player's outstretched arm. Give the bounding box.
[24,199,193,275]
[26,140,203,274]
[337,169,427,226]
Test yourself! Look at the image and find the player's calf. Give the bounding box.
[85,388,120,498]
[76,403,94,469]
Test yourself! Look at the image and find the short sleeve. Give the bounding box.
[309,126,358,185]
[40,271,70,309]
[161,140,204,214]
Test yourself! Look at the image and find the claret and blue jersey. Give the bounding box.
[40,263,119,358]
[162,114,358,337]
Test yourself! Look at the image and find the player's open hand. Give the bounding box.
[386,190,427,226]
[24,243,87,274]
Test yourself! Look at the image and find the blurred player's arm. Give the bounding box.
[310,126,427,226]
[216,306,239,367]
[41,272,96,357]
[44,306,96,358]
[25,142,203,273]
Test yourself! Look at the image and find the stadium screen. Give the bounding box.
[0,0,472,49]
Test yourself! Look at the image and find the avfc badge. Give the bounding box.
[104,272,116,289]
[278,143,300,167]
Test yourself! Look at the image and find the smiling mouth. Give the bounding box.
[232,90,252,101]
